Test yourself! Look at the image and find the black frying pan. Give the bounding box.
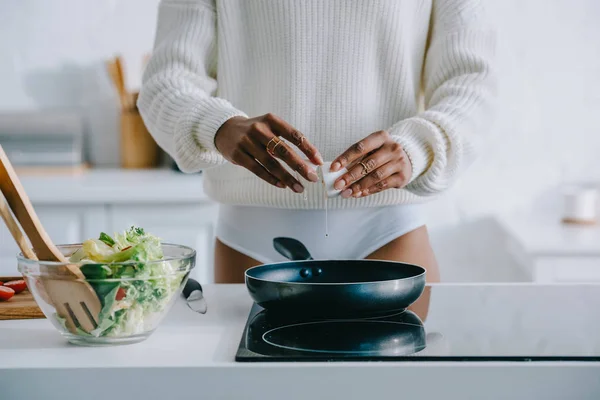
[244,237,426,317]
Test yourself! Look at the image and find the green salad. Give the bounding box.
[55,227,188,337]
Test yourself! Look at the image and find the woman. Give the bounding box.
[138,0,496,283]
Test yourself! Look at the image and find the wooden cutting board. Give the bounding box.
[0,276,45,320]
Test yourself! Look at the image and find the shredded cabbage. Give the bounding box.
[69,226,188,337]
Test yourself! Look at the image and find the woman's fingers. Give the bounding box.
[248,121,319,183]
[333,141,397,191]
[265,113,323,166]
[214,114,323,192]
[345,161,398,198]
[362,173,407,196]
[230,149,285,189]
[249,142,306,193]
[330,130,390,172]
[362,150,412,196]
[332,138,411,198]
[269,139,319,183]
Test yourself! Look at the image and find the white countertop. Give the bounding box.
[500,211,600,256]
[1,284,599,400]
[17,168,210,205]
[0,284,250,369]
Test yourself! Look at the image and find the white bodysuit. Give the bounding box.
[216,204,425,263]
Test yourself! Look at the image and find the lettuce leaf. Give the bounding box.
[99,232,116,246]
[72,226,187,338]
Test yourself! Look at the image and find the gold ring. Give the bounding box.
[359,161,369,175]
[266,137,282,155]
[271,140,283,155]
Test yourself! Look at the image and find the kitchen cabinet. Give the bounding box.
[531,257,600,282]
[501,213,600,283]
[0,170,217,283]
[0,205,107,276]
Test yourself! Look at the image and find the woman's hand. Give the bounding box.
[215,113,323,193]
[330,130,412,198]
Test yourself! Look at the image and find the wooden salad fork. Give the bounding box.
[0,145,101,334]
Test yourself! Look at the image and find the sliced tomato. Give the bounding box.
[0,286,15,301]
[4,280,27,294]
[115,287,126,301]
[0,281,3,286]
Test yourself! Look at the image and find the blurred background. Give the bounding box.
[0,0,599,285]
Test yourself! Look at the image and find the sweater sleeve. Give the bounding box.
[389,0,497,196]
[137,0,247,173]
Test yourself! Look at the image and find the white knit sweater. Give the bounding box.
[138,0,497,209]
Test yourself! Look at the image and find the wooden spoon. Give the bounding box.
[0,194,37,261]
[0,194,53,306]
[106,55,129,110]
[0,145,101,334]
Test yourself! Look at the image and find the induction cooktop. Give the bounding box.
[235,284,600,362]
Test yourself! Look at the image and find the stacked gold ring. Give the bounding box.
[266,137,283,156]
[359,161,370,175]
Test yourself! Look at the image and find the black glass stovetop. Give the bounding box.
[235,284,600,362]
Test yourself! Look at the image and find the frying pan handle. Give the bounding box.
[273,237,314,261]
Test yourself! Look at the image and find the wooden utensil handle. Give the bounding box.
[0,196,37,260]
[0,145,66,262]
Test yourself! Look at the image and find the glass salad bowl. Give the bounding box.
[18,240,196,346]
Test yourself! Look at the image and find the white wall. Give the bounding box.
[1,0,599,281]
[424,0,600,280]
[0,0,161,166]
